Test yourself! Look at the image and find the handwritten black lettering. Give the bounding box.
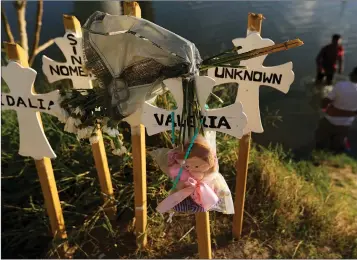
[152,113,233,130]
[60,66,70,76]
[48,100,54,110]
[154,113,164,125]
[17,97,27,107]
[6,95,15,106]
[67,33,77,45]
[217,116,231,129]
[253,71,262,82]
[165,114,176,126]
[273,74,282,84]
[49,65,60,76]
[2,95,55,111]
[78,67,87,77]
[213,67,283,85]
[244,70,253,81]
[214,67,224,78]
[28,98,37,108]
[71,56,82,65]
[234,69,243,80]
[72,46,77,55]
[38,99,46,110]
[49,64,89,78]
[69,66,78,75]
[263,73,273,83]
[208,116,217,128]
[177,114,182,127]
[225,68,234,79]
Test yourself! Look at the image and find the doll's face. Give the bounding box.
[177,156,211,180]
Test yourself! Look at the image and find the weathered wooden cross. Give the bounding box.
[1,61,61,159]
[207,32,295,134]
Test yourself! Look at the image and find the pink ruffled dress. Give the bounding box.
[167,150,219,209]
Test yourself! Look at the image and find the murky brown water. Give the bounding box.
[2,0,357,154]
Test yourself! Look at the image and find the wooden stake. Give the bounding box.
[4,42,69,257]
[35,158,68,240]
[91,127,117,218]
[194,114,212,256]
[63,14,81,33]
[232,13,264,239]
[62,15,117,220]
[123,2,148,248]
[196,212,212,259]
[131,125,147,247]
[123,1,142,17]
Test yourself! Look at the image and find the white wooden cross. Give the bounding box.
[141,76,248,139]
[1,62,62,159]
[207,32,295,134]
[42,31,95,89]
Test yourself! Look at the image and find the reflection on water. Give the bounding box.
[1,0,356,154]
[151,0,357,155]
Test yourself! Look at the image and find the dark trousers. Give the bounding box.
[315,70,335,85]
[315,117,349,153]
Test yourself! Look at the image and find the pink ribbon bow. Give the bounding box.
[156,177,219,213]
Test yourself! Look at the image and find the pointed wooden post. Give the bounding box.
[232,13,264,239]
[4,42,69,258]
[123,1,141,17]
[123,1,148,248]
[62,14,117,220]
[130,124,147,247]
[196,212,212,259]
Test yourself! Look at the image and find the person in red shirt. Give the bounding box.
[315,34,344,85]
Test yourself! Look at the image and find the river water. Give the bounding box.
[2,1,357,155]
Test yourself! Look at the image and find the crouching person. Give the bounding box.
[315,67,357,153]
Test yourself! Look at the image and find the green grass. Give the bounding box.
[311,151,357,173]
[2,90,357,258]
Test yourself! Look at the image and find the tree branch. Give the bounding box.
[1,5,15,43]
[14,0,28,58]
[32,39,54,57]
[29,0,43,66]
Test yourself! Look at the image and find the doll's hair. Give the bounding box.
[175,135,217,172]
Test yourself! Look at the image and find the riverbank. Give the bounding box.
[1,109,356,259]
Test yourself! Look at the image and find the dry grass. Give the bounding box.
[1,83,357,258]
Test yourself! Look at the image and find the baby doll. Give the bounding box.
[169,135,217,186]
[157,134,232,213]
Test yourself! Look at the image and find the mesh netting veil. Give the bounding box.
[82,11,202,121]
